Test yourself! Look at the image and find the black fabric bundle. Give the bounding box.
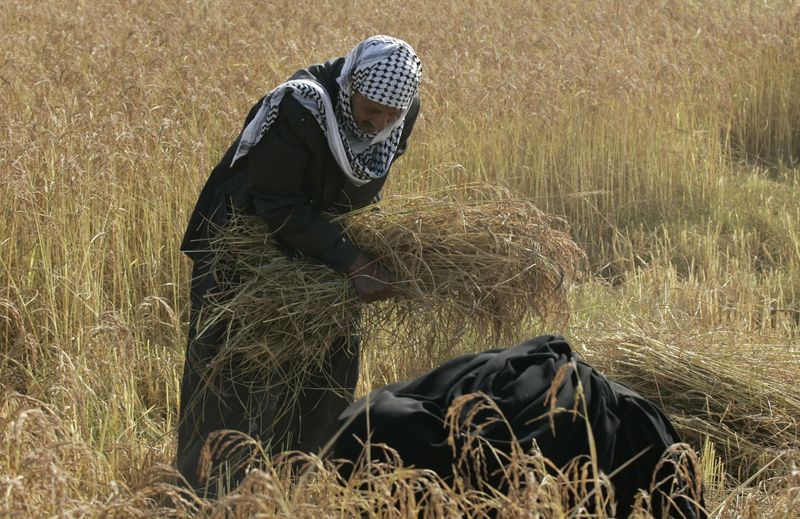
[333,335,706,518]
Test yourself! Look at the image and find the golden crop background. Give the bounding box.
[1,0,800,516]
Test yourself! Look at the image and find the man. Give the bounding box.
[177,36,422,494]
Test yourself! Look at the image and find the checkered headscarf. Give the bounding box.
[340,35,422,110]
[231,36,422,186]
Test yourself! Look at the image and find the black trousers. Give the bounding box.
[175,258,360,496]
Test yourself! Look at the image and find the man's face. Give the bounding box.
[350,91,403,134]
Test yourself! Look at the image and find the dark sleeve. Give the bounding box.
[246,97,360,273]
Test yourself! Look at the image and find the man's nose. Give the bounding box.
[371,113,391,132]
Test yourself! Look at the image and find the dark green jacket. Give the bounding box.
[181,57,420,272]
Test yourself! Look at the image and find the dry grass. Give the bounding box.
[569,282,800,517]
[2,0,800,516]
[582,331,800,481]
[198,185,584,406]
[0,390,710,518]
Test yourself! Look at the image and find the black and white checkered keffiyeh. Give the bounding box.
[231,36,422,186]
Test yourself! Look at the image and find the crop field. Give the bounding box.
[2,0,800,517]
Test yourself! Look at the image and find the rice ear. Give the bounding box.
[196,184,586,425]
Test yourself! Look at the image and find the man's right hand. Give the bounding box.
[345,253,395,303]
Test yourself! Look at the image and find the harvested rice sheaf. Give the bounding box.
[582,330,800,481]
[197,186,586,389]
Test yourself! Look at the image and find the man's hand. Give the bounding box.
[345,253,395,303]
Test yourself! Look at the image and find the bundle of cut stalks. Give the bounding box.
[197,184,585,397]
[582,331,800,481]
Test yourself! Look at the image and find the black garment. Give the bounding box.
[333,336,706,519]
[176,257,360,495]
[176,58,419,494]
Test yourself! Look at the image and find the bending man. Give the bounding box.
[177,35,422,494]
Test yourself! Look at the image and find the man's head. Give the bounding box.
[338,35,422,138]
[350,91,404,134]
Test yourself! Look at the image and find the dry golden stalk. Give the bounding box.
[197,186,586,402]
[583,331,800,480]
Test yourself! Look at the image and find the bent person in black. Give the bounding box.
[177,36,422,495]
[333,336,706,519]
